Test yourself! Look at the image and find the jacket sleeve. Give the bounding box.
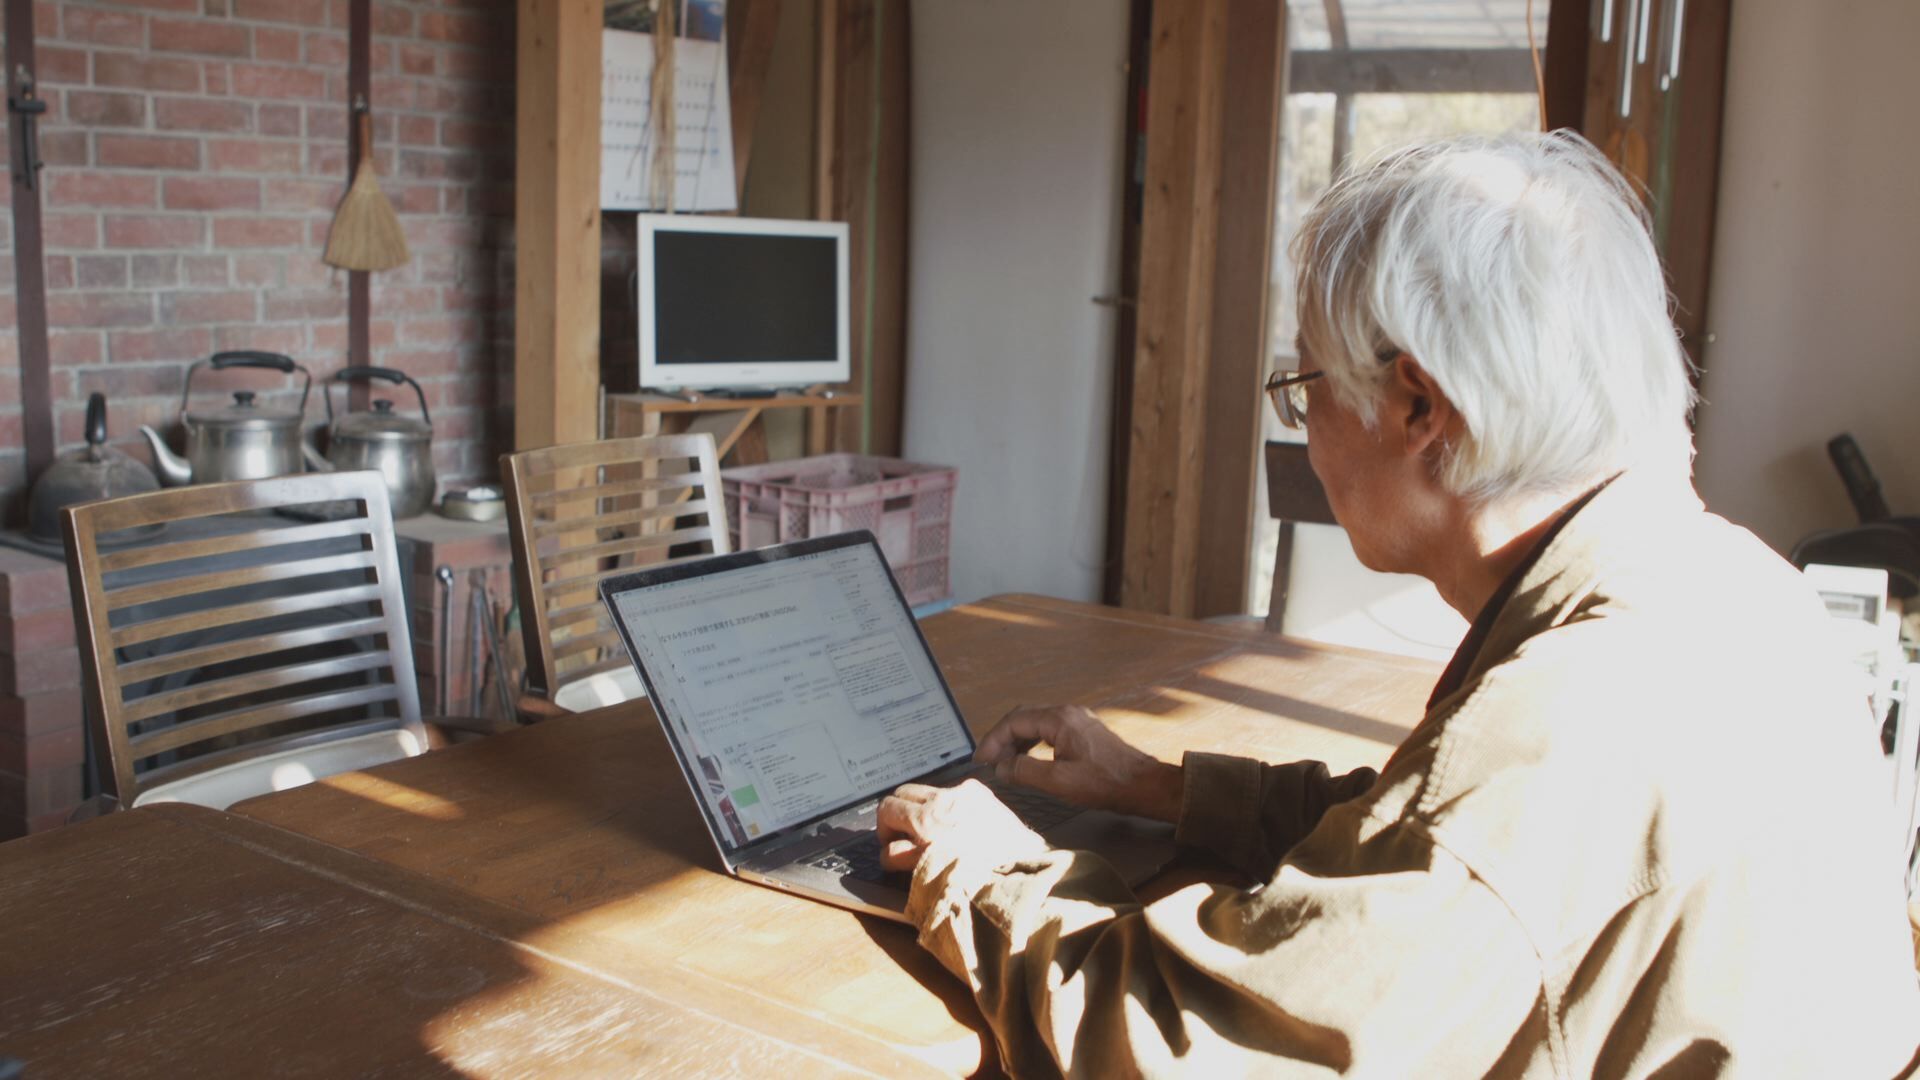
[1174,751,1380,879]
[908,799,1543,1078]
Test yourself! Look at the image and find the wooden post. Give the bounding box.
[1193,0,1288,619]
[1118,0,1230,616]
[515,0,603,452]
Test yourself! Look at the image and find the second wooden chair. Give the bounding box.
[502,433,731,717]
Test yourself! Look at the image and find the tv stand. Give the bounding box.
[604,388,864,465]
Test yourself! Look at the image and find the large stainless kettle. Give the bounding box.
[302,365,435,518]
[28,393,161,542]
[140,351,311,486]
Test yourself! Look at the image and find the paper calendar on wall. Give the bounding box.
[601,7,737,213]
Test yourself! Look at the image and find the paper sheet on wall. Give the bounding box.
[601,20,737,213]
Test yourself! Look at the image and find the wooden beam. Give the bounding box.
[1289,48,1538,96]
[1660,0,1731,378]
[1193,0,1288,619]
[1542,0,1592,131]
[1100,0,1153,607]
[515,0,603,452]
[727,0,783,202]
[1118,0,1230,617]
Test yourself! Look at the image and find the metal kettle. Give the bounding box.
[139,351,312,486]
[28,393,161,542]
[302,365,436,518]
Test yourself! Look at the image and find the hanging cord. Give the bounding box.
[1527,0,1547,130]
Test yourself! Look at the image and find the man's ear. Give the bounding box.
[1388,354,1456,459]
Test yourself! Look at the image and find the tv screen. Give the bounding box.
[637,215,850,391]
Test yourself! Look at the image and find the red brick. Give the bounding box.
[396,43,435,76]
[61,6,145,46]
[64,90,146,128]
[40,131,88,168]
[259,103,299,136]
[43,212,99,250]
[163,176,261,211]
[132,253,184,287]
[108,325,212,362]
[103,215,205,249]
[212,216,302,248]
[0,551,73,618]
[230,253,279,286]
[151,14,251,56]
[161,289,256,322]
[49,330,103,367]
[399,317,482,347]
[397,114,435,147]
[48,173,156,209]
[216,323,302,354]
[282,256,333,288]
[263,178,339,212]
[207,137,301,174]
[368,74,417,111]
[254,26,298,62]
[369,41,393,76]
[35,45,89,84]
[371,2,412,36]
[418,10,489,45]
[392,184,438,215]
[204,62,229,95]
[234,0,328,24]
[0,605,74,656]
[97,135,201,170]
[261,290,343,321]
[43,257,74,290]
[181,255,228,286]
[371,285,437,312]
[70,362,183,400]
[74,256,130,289]
[48,291,154,328]
[94,53,203,94]
[0,645,82,698]
[154,96,252,133]
[230,63,326,100]
[0,764,86,818]
[304,31,346,67]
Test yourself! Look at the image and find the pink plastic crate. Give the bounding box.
[721,454,956,606]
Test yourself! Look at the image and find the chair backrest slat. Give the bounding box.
[127,684,405,761]
[1264,440,1339,634]
[62,471,425,806]
[503,434,730,709]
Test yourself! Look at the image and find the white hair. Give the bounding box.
[1292,130,1697,504]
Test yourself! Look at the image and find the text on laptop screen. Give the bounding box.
[611,543,973,851]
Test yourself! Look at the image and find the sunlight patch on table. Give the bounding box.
[320,771,466,821]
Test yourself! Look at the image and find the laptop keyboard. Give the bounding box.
[804,780,1082,885]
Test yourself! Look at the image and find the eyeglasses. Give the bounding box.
[1263,347,1401,430]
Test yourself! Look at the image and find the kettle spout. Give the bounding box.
[302,430,335,473]
[139,425,192,486]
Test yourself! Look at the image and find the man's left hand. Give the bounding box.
[877,779,1047,873]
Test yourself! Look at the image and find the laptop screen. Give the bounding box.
[606,535,975,854]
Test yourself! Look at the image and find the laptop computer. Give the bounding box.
[599,530,1178,923]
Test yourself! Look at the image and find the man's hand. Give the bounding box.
[877,779,1045,873]
[975,705,1184,823]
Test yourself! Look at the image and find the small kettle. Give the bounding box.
[140,351,312,486]
[303,366,436,519]
[28,393,161,542]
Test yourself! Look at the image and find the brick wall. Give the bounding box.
[0,0,515,505]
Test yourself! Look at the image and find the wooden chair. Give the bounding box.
[502,433,730,717]
[62,471,504,813]
[1264,439,1338,633]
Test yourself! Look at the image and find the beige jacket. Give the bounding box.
[909,472,1920,1077]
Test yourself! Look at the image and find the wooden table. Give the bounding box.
[230,595,1440,1075]
[0,802,935,1077]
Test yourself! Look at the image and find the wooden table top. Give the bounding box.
[228,594,1440,1075]
[0,802,933,1078]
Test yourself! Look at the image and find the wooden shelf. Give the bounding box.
[604,389,864,465]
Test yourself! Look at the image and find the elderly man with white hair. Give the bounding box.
[878,132,1920,1076]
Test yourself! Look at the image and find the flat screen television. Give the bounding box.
[636,214,851,391]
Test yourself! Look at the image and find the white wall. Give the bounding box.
[902,2,1129,605]
[1693,0,1920,550]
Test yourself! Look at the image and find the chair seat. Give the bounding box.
[130,728,426,811]
[551,666,648,713]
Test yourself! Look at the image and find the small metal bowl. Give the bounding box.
[439,485,505,522]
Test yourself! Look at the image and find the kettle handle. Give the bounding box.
[183,351,312,415]
[323,365,432,430]
[84,392,106,447]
